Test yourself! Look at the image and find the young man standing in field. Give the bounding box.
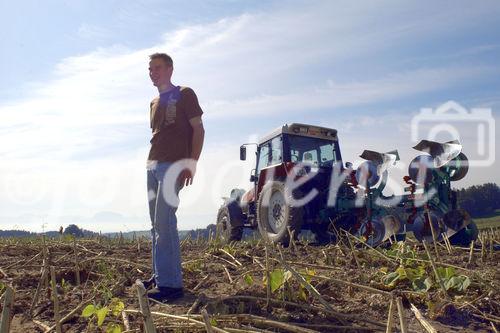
[144,52,205,302]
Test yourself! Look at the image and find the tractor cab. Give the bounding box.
[240,123,342,183]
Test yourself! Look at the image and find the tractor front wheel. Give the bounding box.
[216,202,243,242]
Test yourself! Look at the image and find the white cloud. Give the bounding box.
[77,23,111,40]
[203,66,497,119]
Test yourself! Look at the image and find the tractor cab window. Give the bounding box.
[320,144,334,162]
[302,150,318,164]
[257,136,282,173]
[288,135,337,167]
[270,136,282,165]
[257,144,270,173]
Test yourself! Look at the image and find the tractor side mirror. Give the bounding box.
[240,145,247,161]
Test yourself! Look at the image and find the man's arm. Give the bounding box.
[189,116,205,161]
[183,116,205,186]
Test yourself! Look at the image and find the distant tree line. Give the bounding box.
[0,230,37,237]
[457,183,500,217]
[0,224,98,238]
[183,224,217,240]
[1,183,498,238]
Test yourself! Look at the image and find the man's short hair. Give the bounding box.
[149,53,173,67]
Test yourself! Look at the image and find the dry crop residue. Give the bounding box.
[0,231,499,332]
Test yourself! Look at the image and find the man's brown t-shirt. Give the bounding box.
[148,86,203,162]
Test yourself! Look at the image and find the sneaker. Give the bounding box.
[147,287,184,303]
[141,276,156,289]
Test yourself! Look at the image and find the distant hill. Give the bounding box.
[103,226,219,241]
[0,230,64,238]
[0,226,215,240]
[103,230,151,239]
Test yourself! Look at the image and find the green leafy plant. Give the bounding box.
[436,267,471,292]
[297,268,315,301]
[60,278,72,294]
[381,264,471,294]
[222,245,237,256]
[95,262,120,303]
[384,242,424,265]
[263,268,315,301]
[266,268,292,293]
[244,273,254,286]
[262,268,292,302]
[210,318,218,327]
[82,298,124,332]
[184,259,203,273]
[382,264,432,292]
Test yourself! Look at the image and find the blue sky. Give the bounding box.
[1,0,499,232]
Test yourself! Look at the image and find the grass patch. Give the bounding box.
[475,210,500,230]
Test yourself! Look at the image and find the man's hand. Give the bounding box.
[180,161,197,187]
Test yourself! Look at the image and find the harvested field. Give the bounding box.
[0,229,499,332]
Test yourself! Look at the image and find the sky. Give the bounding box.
[1,0,499,232]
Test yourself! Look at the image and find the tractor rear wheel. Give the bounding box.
[256,181,303,245]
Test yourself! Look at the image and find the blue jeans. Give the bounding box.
[147,162,183,288]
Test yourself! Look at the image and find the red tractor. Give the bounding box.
[216,123,477,246]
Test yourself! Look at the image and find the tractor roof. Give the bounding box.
[258,123,338,144]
